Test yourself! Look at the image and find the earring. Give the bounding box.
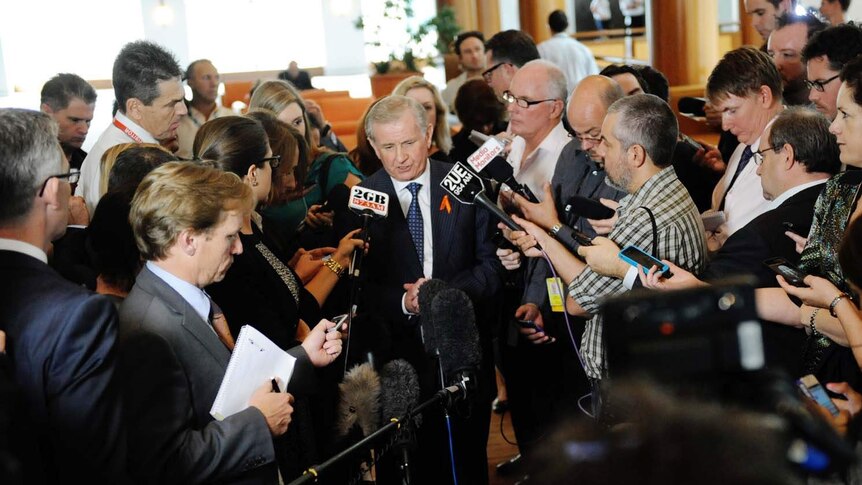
[252,180,259,187]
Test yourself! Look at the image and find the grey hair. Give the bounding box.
[769,106,841,175]
[522,59,569,105]
[0,109,61,224]
[607,94,678,167]
[364,95,428,142]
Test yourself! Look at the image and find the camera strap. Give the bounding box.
[638,206,659,259]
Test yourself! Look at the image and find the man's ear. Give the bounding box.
[549,99,564,120]
[177,228,197,256]
[39,177,61,210]
[425,124,434,148]
[368,138,383,160]
[757,85,774,108]
[125,98,144,121]
[628,144,647,168]
[40,103,54,115]
[782,143,796,170]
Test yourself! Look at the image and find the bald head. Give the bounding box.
[506,59,567,140]
[568,76,624,161]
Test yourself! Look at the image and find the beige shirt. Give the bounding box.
[176,104,234,160]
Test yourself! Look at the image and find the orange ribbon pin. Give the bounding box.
[439,194,452,214]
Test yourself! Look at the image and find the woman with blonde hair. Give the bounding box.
[249,80,363,245]
[392,75,452,159]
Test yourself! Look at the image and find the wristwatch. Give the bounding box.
[549,223,563,238]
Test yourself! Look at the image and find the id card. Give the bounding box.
[546,277,565,313]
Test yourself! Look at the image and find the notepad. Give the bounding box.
[210,325,296,421]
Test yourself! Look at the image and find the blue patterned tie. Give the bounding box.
[406,182,423,265]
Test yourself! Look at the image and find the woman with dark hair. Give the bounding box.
[193,115,362,479]
[758,56,862,387]
[449,79,507,164]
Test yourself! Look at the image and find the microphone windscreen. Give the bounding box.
[324,183,351,213]
[431,288,481,377]
[481,157,515,183]
[417,279,450,315]
[380,359,422,426]
[337,362,381,437]
[417,279,450,354]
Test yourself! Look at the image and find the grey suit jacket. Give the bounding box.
[118,266,314,484]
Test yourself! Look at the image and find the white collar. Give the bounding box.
[146,261,211,323]
[114,111,158,143]
[0,237,47,264]
[766,179,828,210]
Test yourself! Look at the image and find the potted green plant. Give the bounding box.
[355,1,460,97]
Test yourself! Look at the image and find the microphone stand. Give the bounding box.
[435,350,460,485]
[343,212,372,374]
[288,384,467,485]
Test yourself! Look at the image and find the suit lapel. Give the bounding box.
[430,161,458,272]
[136,267,231,365]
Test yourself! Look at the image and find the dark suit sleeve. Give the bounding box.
[48,295,129,482]
[120,330,274,482]
[446,204,504,299]
[700,227,773,285]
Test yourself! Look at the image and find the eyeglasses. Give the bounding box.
[805,74,840,93]
[752,146,777,165]
[482,62,509,82]
[502,90,559,109]
[38,169,80,197]
[259,155,281,169]
[573,131,602,144]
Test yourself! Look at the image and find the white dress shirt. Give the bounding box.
[146,261,212,326]
[710,120,776,237]
[537,34,600,94]
[390,161,433,314]
[507,122,571,201]
[76,112,157,214]
[0,237,47,264]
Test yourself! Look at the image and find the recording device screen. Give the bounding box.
[619,245,671,276]
[763,257,808,287]
[797,374,840,417]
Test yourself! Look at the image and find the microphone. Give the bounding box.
[439,162,524,233]
[428,288,482,403]
[465,136,538,203]
[416,279,451,354]
[336,362,381,439]
[347,185,390,279]
[380,359,422,483]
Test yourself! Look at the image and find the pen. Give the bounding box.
[271,378,280,393]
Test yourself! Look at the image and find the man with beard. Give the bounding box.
[767,12,826,106]
[40,73,97,171]
[76,40,187,214]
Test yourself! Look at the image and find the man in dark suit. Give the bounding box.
[119,161,345,483]
[345,95,503,484]
[0,108,128,483]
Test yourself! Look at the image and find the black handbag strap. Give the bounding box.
[638,206,659,259]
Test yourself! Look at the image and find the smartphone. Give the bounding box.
[782,222,795,232]
[328,314,349,333]
[763,257,809,287]
[492,229,518,252]
[618,245,672,277]
[564,196,616,220]
[517,319,544,334]
[797,374,840,417]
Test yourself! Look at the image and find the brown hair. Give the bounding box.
[706,46,783,104]
[130,161,252,261]
[246,109,310,204]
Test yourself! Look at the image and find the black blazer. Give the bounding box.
[0,249,127,483]
[702,183,824,285]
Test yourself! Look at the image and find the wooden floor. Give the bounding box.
[486,409,520,485]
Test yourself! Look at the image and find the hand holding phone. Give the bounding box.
[797,374,840,417]
[618,245,672,278]
[327,314,349,333]
[517,319,544,334]
[763,257,809,287]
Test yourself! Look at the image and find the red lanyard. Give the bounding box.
[112,118,144,143]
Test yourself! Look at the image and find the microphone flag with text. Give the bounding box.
[439,162,524,232]
[465,134,538,203]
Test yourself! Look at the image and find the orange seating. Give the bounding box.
[222,80,254,109]
[301,89,351,100]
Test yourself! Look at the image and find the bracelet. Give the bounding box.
[323,258,345,278]
[830,293,851,318]
[809,307,820,335]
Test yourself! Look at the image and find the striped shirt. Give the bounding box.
[568,166,707,378]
